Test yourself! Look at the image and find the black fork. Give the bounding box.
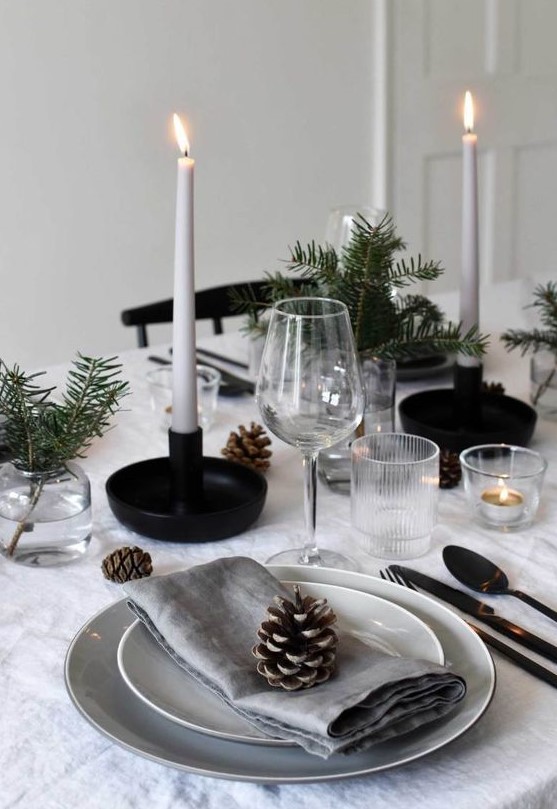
[379,566,557,689]
[380,566,418,590]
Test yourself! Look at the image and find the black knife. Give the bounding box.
[394,565,557,665]
[469,625,557,689]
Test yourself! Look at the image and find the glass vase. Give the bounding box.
[318,355,396,492]
[0,461,92,566]
[530,350,557,420]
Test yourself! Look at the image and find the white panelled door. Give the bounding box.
[384,0,557,293]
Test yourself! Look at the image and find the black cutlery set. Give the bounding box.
[382,545,557,689]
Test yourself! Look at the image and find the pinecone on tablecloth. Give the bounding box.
[101,546,153,583]
[439,449,462,489]
[482,380,506,396]
[252,585,338,691]
[221,422,272,471]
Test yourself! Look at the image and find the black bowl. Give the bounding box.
[106,456,267,542]
[399,389,537,452]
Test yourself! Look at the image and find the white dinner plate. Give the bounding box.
[116,581,444,745]
[64,567,495,784]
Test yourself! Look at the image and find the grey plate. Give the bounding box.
[116,581,443,745]
[64,568,495,784]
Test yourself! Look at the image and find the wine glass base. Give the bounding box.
[265,547,359,571]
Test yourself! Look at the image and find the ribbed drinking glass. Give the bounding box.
[351,433,440,559]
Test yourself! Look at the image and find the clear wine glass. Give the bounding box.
[325,205,386,258]
[256,297,364,568]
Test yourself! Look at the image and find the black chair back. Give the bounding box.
[121,280,270,348]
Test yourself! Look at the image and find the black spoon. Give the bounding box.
[443,544,557,624]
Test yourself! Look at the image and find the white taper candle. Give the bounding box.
[171,113,198,433]
[460,90,480,369]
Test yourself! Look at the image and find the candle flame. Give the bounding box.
[173,113,190,156]
[463,91,474,133]
[499,486,509,505]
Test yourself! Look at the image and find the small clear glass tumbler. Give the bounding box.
[147,363,221,431]
[460,444,547,531]
[351,432,440,559]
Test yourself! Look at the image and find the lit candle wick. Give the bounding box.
[464,90,474,134]
[480,480,524,516]
[173,113,189,157]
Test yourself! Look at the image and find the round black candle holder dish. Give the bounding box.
[399,389,537,452]
[106,456,267,542]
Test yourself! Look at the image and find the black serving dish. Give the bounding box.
[399,388,537,452]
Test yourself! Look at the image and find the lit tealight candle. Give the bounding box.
[480,479,524,523]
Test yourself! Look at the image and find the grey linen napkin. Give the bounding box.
[123,556,466,758]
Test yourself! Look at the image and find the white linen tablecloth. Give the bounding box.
[3,279,557,809]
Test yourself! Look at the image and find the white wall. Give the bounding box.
[0,0,374,369]
[388,0,557,296]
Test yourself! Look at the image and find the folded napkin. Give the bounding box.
[124,557,466,758]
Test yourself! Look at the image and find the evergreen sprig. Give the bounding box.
[0,354,129,472]
[235,212,488,358]
[501,282,557,356]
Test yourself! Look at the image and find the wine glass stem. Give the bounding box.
[300,451,321,565]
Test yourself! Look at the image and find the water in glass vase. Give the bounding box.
[0,462,92,566]
[530,351,557,420]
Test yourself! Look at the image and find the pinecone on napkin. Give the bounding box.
[252,584,338,690]
[123,556,467,758]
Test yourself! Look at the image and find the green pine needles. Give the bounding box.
[238,213,488,359]
[501,282,557,356]
[501,281,557,406]
[0,353,129,473]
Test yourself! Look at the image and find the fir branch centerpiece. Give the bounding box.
[501,281,557,406]
[237,213,489,361]
[0,354,129,557]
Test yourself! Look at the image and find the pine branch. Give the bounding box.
[0,354,129,472]
[501,328,557,356]
[530,282,557,330]
[388,256,444,287]
[379,324,489,360]
[500,282,557,358]
[239,210,488,358]
[394,294,444,324]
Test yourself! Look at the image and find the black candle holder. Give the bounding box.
[106,428,267,541]
[399,364,537,452]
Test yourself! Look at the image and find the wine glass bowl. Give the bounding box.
[325,205,387,257]
[256,297,364,568]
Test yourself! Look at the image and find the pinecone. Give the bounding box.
[482,380,506,396]
[252,584,338,690]
[222,422,272,471]
[101,546,153,583]
[439,449,462,489]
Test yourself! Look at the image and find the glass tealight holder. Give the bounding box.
[459,444,547,532]
[147,364,221,431]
